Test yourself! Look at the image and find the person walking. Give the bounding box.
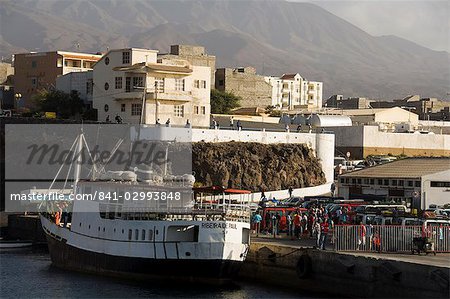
[229,116,234,129]
[236,120,242,130]
[314,220,321,248]
[357,222,367,250]
[165,118,171,127]
[252,212,262,236]
[319,220,330,250]
[293,212,301,240]
[286,212,293,237]
[288,187,293,198]
[330,182,336,197]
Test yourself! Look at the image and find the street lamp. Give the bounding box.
[14,93,22,111]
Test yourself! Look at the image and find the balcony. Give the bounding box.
[147,90,192,102]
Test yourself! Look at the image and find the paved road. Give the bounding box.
[251,235,450,269]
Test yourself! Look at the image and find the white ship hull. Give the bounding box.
[41,214,250,283]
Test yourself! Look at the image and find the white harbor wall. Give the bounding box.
[190,128,335,184]
[362,126,450,156]
[136,127,335,198]
[328,125,450,159]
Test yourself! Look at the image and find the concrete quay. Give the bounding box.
[240,236,450,298]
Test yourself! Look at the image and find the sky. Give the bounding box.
[299,0,449,52]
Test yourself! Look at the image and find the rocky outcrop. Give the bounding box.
[192,142,325,192]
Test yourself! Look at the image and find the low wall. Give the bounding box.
[330,125,450,159]
[240,242,449,298]
[136,127,335,184]
[226,182,332,202]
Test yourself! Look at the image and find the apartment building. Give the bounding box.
[55,71,93,106]
[215,67,272,108]
[13,51,102,107]
[93,48,210,127]
[159,45,216,88]
[265,73,323,110]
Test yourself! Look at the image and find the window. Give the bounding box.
[105,57,110,65]
[174,105,184,117]
[392,180,397,186]
[125,77,131,92]
[104,82,109,90]
[194,80,206,89]
[142,230,146,240]
[132,76,144,89]
[104,104,109,112]
[408,180,413,187]
[357,178,362,185]
[115,77,123,89]
[218,80,224,86]
[201,106,206,115]
[148,229,153,241]
[31,61,37,68]
[122,51,130,64]
[31,77,37,88]
[384,179,389,186]
[155,78,164,93]
[57,58,63,67]
[370,179,375,185]
[121,104,126,112]
[194,106,199,114]
[399,180,404,186]
[135,229,139,241]
[83,61,92,68]
[86,80,93,95]
[131,103,142,116]
[175,79,185,91]
[430,181,450,188]
[415,181,421,187]
[340,178,344,184]
[128,229,132,240]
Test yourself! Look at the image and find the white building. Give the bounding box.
[265,73,323,110]
[55,71,93,106]
[93,48,211,127]
[338,158,450,210]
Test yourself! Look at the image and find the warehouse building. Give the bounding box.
[338,158,450,210]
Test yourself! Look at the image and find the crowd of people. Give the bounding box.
[251,200,384,251]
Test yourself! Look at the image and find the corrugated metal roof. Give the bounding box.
[341,158,450,178]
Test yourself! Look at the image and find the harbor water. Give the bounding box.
[0,249,320,299]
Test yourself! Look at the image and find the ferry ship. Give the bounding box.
[40,132,251,284]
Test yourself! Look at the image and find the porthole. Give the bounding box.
[104,104,109,112]
[185,252,191,256]
[105,57,110,65]
[88,225,91,229]
[104,82,109,90]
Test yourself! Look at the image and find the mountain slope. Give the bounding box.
[0,0,448,99]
